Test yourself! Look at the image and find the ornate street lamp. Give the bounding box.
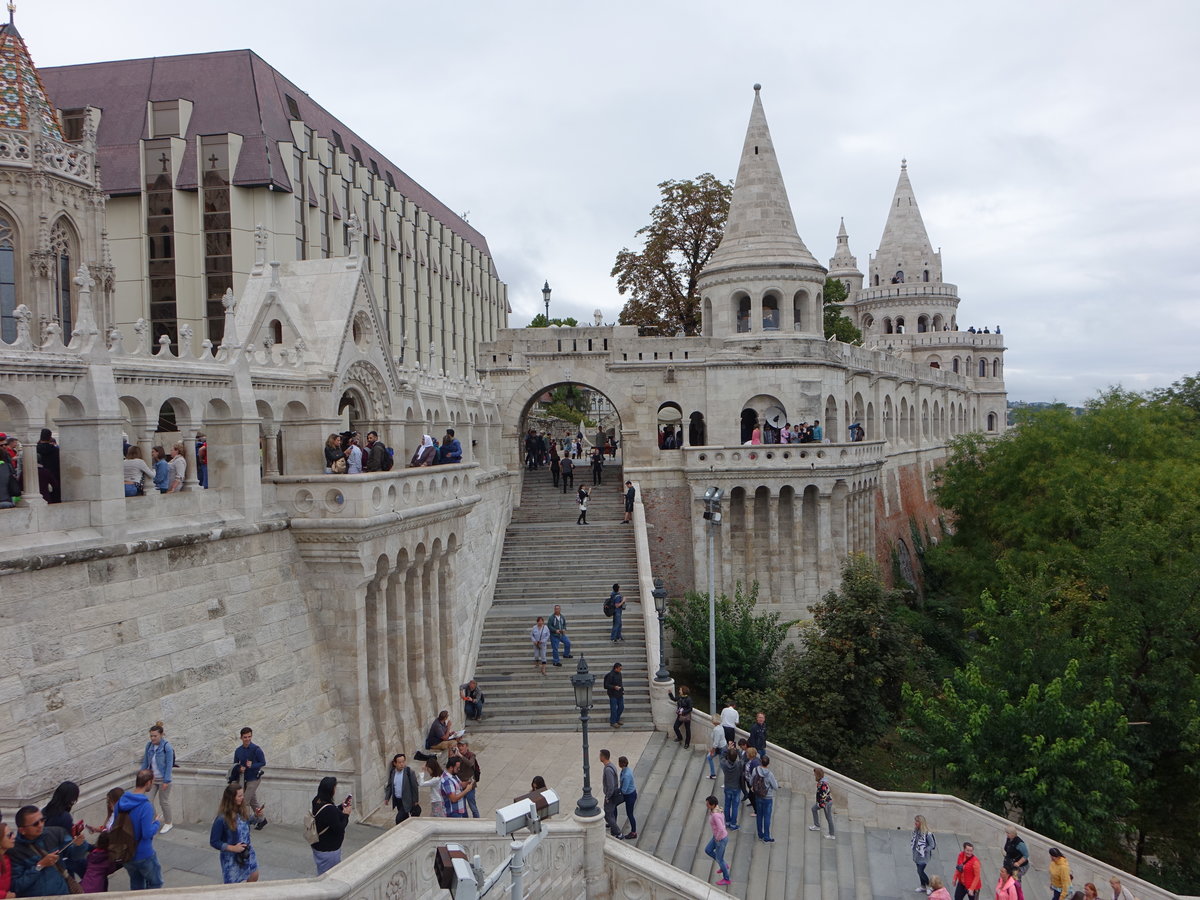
[571,655,599,818]
[542,281,552,321]
[652,578,670,682]
[702,487,724,717]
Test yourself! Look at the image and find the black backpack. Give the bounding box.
[752,770,769,799]
[381,447,394,471]
[603,597,614,617]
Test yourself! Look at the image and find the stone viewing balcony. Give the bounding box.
[268,463,480,525]
[0,127,96,186]
[855,282,960,302]
[684,440,886,474]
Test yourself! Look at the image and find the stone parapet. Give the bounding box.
[855,283,960,303]
[684,441,885,479]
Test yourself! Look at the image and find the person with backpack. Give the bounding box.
[385,753,421,823]
[668,685,693,749]
[608,583,625,642]
[209,783,258,884]
[364,431,389,472]
[603,662,624,727]
[308,776,351,875]
[576,485,590,524]
[910,814,937,893]
[114,769,163,890]
[753,755,779,843]
[80,832,124,892]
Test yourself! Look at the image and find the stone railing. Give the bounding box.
[269,464,479,522]
[683,441,886,472]
[0,128,95,186]
[855,283,960,302]
[885,331,1006,350]
[630,479,676,732]
[735,729,1184,900]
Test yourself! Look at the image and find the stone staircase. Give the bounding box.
[623,733,872,898]
[470,459,653,732]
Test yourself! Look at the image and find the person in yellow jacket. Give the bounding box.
[1048,847,1072,900]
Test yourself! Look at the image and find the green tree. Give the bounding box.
[822,277,862,343]
[918,388,1200,885]
[730,556,921,765]
[612,174,731,335]
[528,314,579,328]
[664,581,792,700]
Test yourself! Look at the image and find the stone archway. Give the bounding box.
[515,380,625,472]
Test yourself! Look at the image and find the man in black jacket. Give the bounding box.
[364,431,388,472]
[748,711,768,758]
[603,663,624,727]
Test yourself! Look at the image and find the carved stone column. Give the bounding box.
[262,430,279,477]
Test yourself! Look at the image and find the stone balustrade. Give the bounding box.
[856,283,960,302]
[684,441,885,472]
[0,128,95,186]
[270,465,479,523]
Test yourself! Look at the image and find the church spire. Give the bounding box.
[828,217,863,300]
[0,10,64,138]
[871,159,941,286]
[702,84,820,276]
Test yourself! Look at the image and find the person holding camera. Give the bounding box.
[210,783,259,884]
[952,841,981,900]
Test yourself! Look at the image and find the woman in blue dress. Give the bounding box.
[210,783,259,884]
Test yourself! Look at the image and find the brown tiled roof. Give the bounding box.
[40,49,497,275]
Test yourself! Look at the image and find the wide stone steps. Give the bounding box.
[624,733,872,900]
[472,463,649,732]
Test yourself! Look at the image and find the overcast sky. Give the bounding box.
[25,0,1200,404]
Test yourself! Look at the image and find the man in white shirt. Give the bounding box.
[720,701,739,744]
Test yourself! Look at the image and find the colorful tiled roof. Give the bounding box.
[0,21,62,137]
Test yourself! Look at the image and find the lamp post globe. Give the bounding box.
[542,280,552,321]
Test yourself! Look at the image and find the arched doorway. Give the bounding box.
[516,381,624,471]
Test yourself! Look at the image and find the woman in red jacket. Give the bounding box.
[953,841,982,900]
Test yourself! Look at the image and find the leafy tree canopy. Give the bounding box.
[528,314,579,328]
[612,174,731,336]
[822,277,862,343]
[664,580,792,702]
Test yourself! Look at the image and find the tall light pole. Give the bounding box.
[702,487,723,717]
[652,578,670,682]
[542,281,552,322]
[571,655,599,818]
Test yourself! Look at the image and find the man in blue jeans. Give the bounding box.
[609,584,625,643]
[116,769,164,889]
[753,756,780,843]
[603,662,624,727]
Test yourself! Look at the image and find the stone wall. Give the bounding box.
[640,484,695,599]
[0,525,351,799]
[874,453,945,590]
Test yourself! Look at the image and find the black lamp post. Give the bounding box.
[652,578,670,682]
[542,280,552,322]
[571,654,599,818]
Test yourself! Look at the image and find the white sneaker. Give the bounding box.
[808,825,821,831]
[823,834,836,840]
[160,823,173,834]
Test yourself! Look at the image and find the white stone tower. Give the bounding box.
[854,160,959,336]
[827,217,864,302]
[698,84,827,338]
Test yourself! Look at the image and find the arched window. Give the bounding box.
[883,317,893,334]
[792,289,808,332]
[269,319,283,344]
[735,294,751,333]
[0,214,16,343]
[50,220,75,336]
[979,358,987,377]
[952,357,960,373]
[922,270,929,282]
[892,270,904,284]
[762,293,779,330]
[895,316,905,334]
[688,411,707,446]
[701,297,713,337]
[986,412,998,432]
[992,357,1000,377]
[917,315,929,333]
[861,314,873,331]
[873,274,880,286]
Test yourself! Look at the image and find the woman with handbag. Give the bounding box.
[209,784,259,884]
[669,685,693,749]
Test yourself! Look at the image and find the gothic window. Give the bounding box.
[922,270,929,282]
[917,315,929,333]
[993,358,1000,377]
[883,317,893,334]
[952,357,960,373]
[50,221,74,336]
[873,274,880,286]
[0,215,16,342]
[979,358,987,377]
[735,294,750,333]
[987,412,998,431]
[792,289,808,332]
[895,316,905,333]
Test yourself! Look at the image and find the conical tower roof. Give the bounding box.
[873,160,938,281]
[829,217,860,274]
[0,16,63,138]
[703,85,821,277]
